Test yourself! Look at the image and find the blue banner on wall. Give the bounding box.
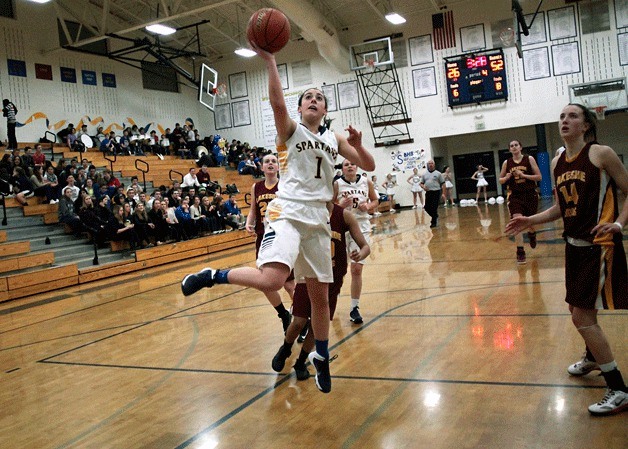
[102,73,116,88]
[82,70,97,86]
[7,59,27,77]
[60,67,77,83]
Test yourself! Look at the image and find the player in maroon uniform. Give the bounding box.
[271,203,370,381]
[244,153,295,332]
[499,140,542,264]
[507,103,627,416]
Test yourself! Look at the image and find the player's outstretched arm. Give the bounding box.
[337,126,375,171]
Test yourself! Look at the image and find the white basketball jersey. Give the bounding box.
[278,123,339,202]
[336,174,371,224]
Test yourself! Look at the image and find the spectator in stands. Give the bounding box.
[159,134,171,156]
[147,199,167,245]
[137,191,148,209]
[102,169,121,197]
[175,196,196,238]
[32,144,46,167]
[78,195,108,247]
[147,190,162,210]
[30,165,58,204]
[163,198,184,241]
[64,175,81,203]
[222,194,245,230]
[11,166,33,206]
[119,129,131,155]
[111,204,139,250]
[2,98,18,151]
[131,202,154,248]
[81,177,98,200]
[65,127,78,149]
[0,154,13,180]
[77,124,89,139]
[58,186,83,235]
[182,168,201,189]
[44,165,60,201]
[75,167,87,188]
[190,195,208,235]
[177,135,192,159]
[100,132,117,155]
[211,194,228,231]
[95,126,106,142]
[22,147,35,169]
[57,123,74,145]
[200,195,222,233]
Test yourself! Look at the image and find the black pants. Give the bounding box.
[7,122,17,150]
[425,190,441,226]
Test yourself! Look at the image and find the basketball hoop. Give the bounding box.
[363,60,375,73]
[593,105,607,120]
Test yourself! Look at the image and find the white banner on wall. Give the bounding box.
[261,90,301,147]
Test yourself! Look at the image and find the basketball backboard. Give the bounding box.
[199,63,218,111]
[349,37,394,71]
[568,77,627,118]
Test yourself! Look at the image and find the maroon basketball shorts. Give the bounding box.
[291,278,345,320]
[564,240,627,310]
[507,190,538,217]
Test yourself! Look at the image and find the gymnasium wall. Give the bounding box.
[0,2,201,144]
[0,0,626,207]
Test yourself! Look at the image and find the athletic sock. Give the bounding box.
[282,340,293,352]
[214,269,230,284]
[274,303,287,316]
[600,364,626,392]
[297,349,309,366]
[585,346,596,362]
[315,339,329,359]
[351,298,359,309]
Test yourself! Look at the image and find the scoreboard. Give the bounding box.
[445,49,508,107]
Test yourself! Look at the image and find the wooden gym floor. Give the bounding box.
[1,201,626,449]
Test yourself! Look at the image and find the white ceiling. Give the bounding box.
[54,0,475,65]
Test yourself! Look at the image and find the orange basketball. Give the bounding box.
[246,8,291,54]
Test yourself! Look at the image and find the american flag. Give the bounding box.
[432,10,456,50]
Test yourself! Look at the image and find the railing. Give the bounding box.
[44,131,56,162]
[169,169,184,184]
[103,152,117,173]
[135,159,150,192]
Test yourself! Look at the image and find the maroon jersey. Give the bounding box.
[253,180,279,235]
[554,143,619,245]
[505,155,537,193]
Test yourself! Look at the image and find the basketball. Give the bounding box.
[246,8,291,54]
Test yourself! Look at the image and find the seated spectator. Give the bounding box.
[44,165,60,202]
[177,136,192,159]
[77,195,109,246]
[22,147,35,169]
[175,196,197,238]
[95,126,106,143]
[147,190,162,210]
[160,134,171,156]
[182,168,201,189]
[100,132,118,155]
[58,186,83,235]
[147,199,168,245]
[81,177,99,201]
[119,129,131,155]
[189,195,209,235]
[211,194,228,231]
[111,204,139,250]
[163,198,184,241]
[11,167,34,206]
[131,202,154,248]
[64,175,81,203]
[32,144,46,167]
[57,123,74,144]
[102,169,121,197]
[201,195,223,233]
[222,194,246,230]
[30,165,59,204]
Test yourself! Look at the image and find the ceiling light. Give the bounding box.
[234,47,256,57]
[385,13,406,25]
[29,0,52,3]
[145,24,176,36]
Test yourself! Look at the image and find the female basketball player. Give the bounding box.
[181,43,375,393]
[499,140,542,264]
[506,103,627,416]
[334,158,378,324]
[244,153,294,332]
